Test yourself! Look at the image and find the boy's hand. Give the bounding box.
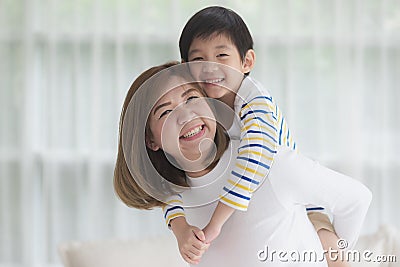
[170,217,210,265]
[202,202,234,243]
[202,222,221,243]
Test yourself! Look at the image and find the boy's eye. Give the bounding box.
[217,53,229,57]
[159,110,172,119]
[191,57,203,61]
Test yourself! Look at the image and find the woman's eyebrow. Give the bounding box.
[153,88,198,115]
[181,88,198,97]
[153,101,171,115]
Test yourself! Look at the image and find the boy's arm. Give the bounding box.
[219,95,279,211]
[203,94,279,242]
[202,202,235,243]
[308,211,352,266]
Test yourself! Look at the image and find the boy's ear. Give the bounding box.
[145,137,160,151]
[242,49,256,73]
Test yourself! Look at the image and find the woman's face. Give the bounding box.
[147,76,217,169]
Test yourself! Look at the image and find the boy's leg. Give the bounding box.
[308,212,335,233]
[309,212,351,267]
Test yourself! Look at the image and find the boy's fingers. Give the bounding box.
[184,252,201,263]
[183,254,199,265]
[193,228,205,242]
[189,247,201,257]
[192,239,207,250]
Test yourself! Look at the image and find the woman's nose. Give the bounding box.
[177,106,196,125]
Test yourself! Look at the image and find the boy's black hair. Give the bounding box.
[179,6,254,62]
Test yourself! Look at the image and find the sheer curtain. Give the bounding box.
[0,0,399,266]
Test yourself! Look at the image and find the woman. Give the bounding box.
[114,62,372,266]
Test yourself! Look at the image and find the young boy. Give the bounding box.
[164,6,346,266]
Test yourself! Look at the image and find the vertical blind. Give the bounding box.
[1,0,399,266]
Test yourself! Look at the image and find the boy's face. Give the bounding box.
[186,34,254,99]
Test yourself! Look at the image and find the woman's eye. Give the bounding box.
[159,110,171,119]
[186,96,199,103]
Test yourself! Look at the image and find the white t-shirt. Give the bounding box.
[182,141,371,266]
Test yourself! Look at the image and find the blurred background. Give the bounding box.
[1,0,399,266]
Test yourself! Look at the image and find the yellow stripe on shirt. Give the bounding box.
[238,149,274,162]
[227,179,254,193]
[165,199,183,205]
[220,195,248,210]
[235,163,264,177]
[242,102,275,112]
[242,114,275,126]
[241,123,276,137]
[165,212,185,225]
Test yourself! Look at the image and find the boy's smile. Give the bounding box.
[187,33,255,101]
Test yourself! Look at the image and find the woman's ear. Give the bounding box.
[242,49,256,73]
[145,137,160,151]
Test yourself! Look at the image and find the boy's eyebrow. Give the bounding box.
[153,88,198,115]
[215,45,230,50]
[188,45,231,57]
[188,49,200,57]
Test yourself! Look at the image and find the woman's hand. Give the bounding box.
[170,217,210,265]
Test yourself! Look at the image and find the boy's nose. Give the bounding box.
[202,62,219,73]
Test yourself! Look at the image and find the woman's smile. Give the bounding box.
[147,79,217,164]
[180,124,206,141]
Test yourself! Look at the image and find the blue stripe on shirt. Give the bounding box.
[241,110,276,121]
[241,96,273,110]
[239,143,277,154]
[231,171,260,185]
[237,156,270,170]
[306,207,325,211]
[223,187,251,201]
[244,130,277,143]
[278,117,284,145]
[247,116,277,132]
[164,206,184,219]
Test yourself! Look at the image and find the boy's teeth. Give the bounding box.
[183,126,203,138]
[205,78,223,83]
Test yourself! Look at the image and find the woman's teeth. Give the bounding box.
[205,78,223,84]
[182,125,203,138]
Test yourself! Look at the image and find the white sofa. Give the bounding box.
[58,234,188,267]
[58,225,400,267]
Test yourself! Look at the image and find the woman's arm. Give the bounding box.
[170,216,209,265]
[162,194,185,227]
